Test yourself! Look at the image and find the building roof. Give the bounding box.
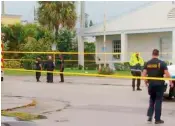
[83,1,175,36]
[1,14,21,18]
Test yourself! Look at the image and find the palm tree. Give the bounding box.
[37,1,77,40]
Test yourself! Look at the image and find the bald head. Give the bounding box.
[48,55,52,60]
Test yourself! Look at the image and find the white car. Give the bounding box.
[164,65,175,99]
[1,70,4,81]
[1,116,37,126]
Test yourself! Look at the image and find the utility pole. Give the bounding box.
[34,6,37,23]
[80,1,85,28]
[2,1,5,15]
[77,1,85,68]
[103,2,107,67]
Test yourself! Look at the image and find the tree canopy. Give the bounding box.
[37,1,77,40]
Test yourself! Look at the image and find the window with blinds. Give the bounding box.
[113,40,121,59]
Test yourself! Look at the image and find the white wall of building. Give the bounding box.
[96,35,120,64]
[95,32,172,64]
[84,2,175,35]
[127,32,172,61]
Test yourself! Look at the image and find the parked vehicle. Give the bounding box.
[1,70,4,81]
[1,41,4,82]
[1,116,37,126]
[164,65,175,100]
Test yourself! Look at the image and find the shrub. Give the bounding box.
[98,66,114,75]
[78,65,84,70]
[114,62,130,71]
[164,61,172,65]
[22,60,35,70]
[85,63,97,70]
[4,60,21,68]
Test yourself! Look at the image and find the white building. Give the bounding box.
[82,1,175,65]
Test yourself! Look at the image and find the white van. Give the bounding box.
[164,65,175,99]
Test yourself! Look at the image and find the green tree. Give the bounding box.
[20,36,53,70]
[56,28,76,52]
[89,20,93,27]
[84,42,95,53]
[1,23,54,59]
[1,24,25,51]
[37,1,77,40]
[84,42,96,70]
[1,23,54,52]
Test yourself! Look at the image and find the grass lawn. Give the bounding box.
[1,111,46,121]
[4,68,131,76]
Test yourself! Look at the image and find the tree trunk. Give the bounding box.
[55,26,59,40]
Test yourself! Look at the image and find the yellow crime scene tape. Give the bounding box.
[3,51,121,55]
[4,68,175,81]
[2,51,172,55]
[4,59,131,63]
[4,59,95,62]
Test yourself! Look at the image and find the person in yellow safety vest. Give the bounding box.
[129,52,144,91]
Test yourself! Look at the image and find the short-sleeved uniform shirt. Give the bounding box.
[35,61,42,70]
[45,60,55,71]
[57,58,64,69]
[143,58,168,84]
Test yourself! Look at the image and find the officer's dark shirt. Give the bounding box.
[60,58,64,69]
[45,60,55,71]
[143,58,167,84]
[57,58,64,69]
[35,61,42,70]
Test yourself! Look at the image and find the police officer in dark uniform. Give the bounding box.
[44,55,55,83]
[142,49,173,124]
[35,57,42,82]
[58,54,64,83]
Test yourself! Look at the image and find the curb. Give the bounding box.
[1,99,37,112]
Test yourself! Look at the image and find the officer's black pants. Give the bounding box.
[36,72,41,81]
[131,71,141,89]
[147,84,164,121]
[60,68,64,82]
[47,71,53,83]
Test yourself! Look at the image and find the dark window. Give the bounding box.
[113,40,121,59]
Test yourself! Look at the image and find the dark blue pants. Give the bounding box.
[47,71,53,82]
[147,84,164,121]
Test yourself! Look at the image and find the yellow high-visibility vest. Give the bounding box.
[129,53,144,66]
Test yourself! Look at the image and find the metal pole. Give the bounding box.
[2,1,4,14]
[103,2,106,67]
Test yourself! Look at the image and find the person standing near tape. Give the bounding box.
[58,54,64,83]
[142,49,173,124]
[35,57,42,82]
[44,55,55,83]
[129,52,144,91]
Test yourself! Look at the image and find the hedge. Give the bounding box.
[4,60,22,68]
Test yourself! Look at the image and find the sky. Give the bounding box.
[1,1,150,24]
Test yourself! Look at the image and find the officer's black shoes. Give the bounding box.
[133,88,135,91]
[47,81,53,83]
[137,88,142,91]
[147,117,152,122]
[155,120,164,124]
[147,119,164,124]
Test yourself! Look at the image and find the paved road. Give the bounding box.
[1,97,32,110]
[2,76,175,126]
